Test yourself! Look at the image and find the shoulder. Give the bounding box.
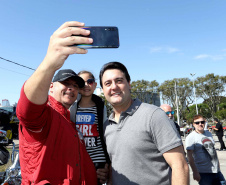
[186,131,196,141]
[204,130,213,137]
[135,102,166,121]
[138,101,160,113]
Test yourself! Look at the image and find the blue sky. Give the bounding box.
[0,0,226,105]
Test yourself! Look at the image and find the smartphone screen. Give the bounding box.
[76,26,119,49]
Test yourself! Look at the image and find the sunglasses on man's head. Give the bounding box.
[85,79,95,85]
[166,111,174,115]
[194,121,205,125]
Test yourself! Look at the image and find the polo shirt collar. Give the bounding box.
[109,99,141,121]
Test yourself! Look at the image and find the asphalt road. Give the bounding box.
[13,135,226,185]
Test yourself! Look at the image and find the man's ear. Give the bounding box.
[49,82,54,94]
[129,81,131,90]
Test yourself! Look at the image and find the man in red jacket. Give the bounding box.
[16,21,98,185]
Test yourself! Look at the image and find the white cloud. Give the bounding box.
[194,54,226,61]
[150,46,179,54]
[194,54,210,59]
[212,55,225,61]
[167,47,179,53]
[150,47,162,53]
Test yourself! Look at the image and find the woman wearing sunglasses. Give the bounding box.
[70,70,110,185]
[185,114,225,185]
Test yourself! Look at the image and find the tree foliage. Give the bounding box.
[158,78,193,121]
[182,103,211,124]
[131,80,159,104]
[131,80,159,92]
[195,73,226,118]
[97,73,226,121]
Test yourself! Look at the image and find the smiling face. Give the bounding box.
[50,78,79,109]
[78,72,97,97]
[102,69,132,112]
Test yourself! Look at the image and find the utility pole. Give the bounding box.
[174,81,180,126]
[190,73,198,115]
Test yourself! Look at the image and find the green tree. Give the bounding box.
[131,80,159,104]
[195,73,226,118]
[158,78,193,121]
[215,102,226,120]
[99,79,160,115]
[182,103,211,124]
[131,80,159,92]
[215,109,226,120]
[182,104,197,124]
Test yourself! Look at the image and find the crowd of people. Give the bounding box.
[15,21,225,185]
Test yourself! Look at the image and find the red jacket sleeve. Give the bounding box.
[16,84,50,142]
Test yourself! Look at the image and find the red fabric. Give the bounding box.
[16,85,97,185]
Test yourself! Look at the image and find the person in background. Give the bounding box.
[213,118,226,151]
[70,70,110,184]
[204,119,209,131]
[16,21,97,185]
[186,114,225,185]
[160,104,181,136]
[99,61,189,185]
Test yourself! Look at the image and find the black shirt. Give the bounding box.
[216,122,223,136]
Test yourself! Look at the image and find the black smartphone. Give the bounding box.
[75,26,119,49]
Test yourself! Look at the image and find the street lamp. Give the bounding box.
[190,73,198,115]
[174,81,180,126]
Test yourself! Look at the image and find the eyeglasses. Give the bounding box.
[84,79,95,85]
[166,111,174,115]
[194,121,205,125]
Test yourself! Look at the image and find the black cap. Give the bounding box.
[52,69,85,88]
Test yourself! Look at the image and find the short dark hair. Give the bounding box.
[99,61,131,88]
[214,118,219,122]
[193,114,205,123]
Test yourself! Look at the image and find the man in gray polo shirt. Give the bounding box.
[99,62,189,185]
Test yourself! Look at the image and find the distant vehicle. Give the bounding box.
[0,106,18,139]
[180,127,193,137]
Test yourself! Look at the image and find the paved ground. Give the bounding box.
[182,134,226,185]
[12,135,226,184]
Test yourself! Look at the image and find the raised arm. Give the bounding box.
[24,21,93,104]
[163,145,189,185]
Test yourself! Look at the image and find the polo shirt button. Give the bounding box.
[76,163,79,166]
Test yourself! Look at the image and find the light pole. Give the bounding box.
[190,73,198,115]
[174,81,180,126]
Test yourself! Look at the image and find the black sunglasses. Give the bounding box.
[85,78,95,85]
[194,121,205,125]
[166,111,174,115]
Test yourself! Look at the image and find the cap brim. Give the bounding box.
[57,75,85,88]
